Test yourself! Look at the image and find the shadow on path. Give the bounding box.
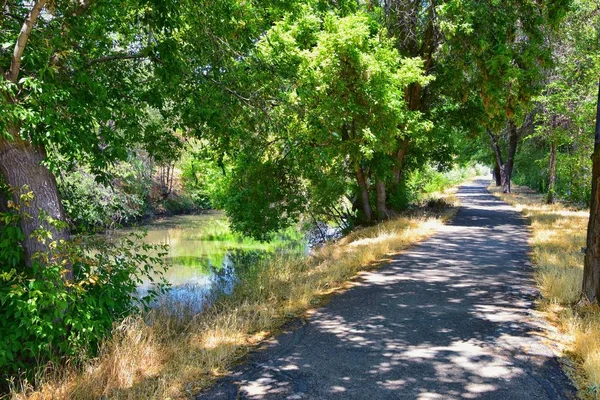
[196,179,575,400]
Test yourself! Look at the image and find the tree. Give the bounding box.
[194,7,433,239]
[583,79,600,304]
[0,0,181,270]
[437,0,569,193]
[0,0,288,269]
[517,0,599,204]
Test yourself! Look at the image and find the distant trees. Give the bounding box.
[438,0,568,193]
[512,0,598,205]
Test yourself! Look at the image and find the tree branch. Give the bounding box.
[206,76,251,102]
[5,0,47,83]
[86,52,151,66]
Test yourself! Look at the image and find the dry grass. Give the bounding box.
[490,184,600,399]
[12,195,458,400]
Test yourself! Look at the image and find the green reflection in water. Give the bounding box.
[118,211,305,288]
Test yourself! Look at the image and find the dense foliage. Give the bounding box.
[511,0,599,205]
[0,197,168,383]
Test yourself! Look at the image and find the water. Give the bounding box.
[111,212,306,312]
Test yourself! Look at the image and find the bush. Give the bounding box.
[0,205,169,386]
[58,156,153,233]
[396,163,482,206]
[179,150,226,210]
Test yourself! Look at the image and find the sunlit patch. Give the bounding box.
[329,385,347,392]
[417,392,446,399]
[377,379,406,390]
[464,382,497,394]
[347,232,397,247]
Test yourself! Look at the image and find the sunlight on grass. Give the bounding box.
[490,184,600,399]
[13,195,458,400]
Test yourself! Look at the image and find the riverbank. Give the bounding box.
[489,184,600,399]
[13,192,459,399]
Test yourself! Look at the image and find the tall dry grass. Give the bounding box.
[11,196,457,400]
[490,184,600,399]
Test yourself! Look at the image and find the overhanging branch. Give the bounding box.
[5,0,47,83]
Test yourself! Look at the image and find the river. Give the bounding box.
[107,211,307,311]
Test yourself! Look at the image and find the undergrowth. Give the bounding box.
[489,184,600,399]
[10,194,458,399]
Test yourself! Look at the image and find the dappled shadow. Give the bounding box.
[196,179,575,400]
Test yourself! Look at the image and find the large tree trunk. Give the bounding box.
[546,142,557,204]
[354,164,373,224]
[375,179,390,220]
[582,79,600,304]
[493,162,502,186]
[499,166,509,192]
[0,129,71,277]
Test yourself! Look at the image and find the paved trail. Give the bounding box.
[197,180,575,400]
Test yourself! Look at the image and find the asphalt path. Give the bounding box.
[197,179,575,400]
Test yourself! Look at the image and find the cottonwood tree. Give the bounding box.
[0,0,257,270]
[379,0,460,206]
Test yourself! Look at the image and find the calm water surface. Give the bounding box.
[114,212,306,310]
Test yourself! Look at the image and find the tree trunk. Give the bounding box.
[375,179,390,220]
[499,166,509,193]
[582,79,600,304]
[488,123,519,194]
[546,142,557,204]
[493,162,502,186]
[503,120,519,194]
[354,164,373,224]
[0,129,71,276]
[488,129,507,190]
[391,139,409,193]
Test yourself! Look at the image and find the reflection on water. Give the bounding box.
[110,212,306,312]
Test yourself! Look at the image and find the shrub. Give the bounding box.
[58,156,153,233]
[0,205,169,387]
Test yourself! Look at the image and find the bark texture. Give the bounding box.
[503,120,519,193]
[354,164,373,223]
[375,179,390,220]
[582,79,600,304]
[391,139,410,193]
[1,0,72,277]
[0,130,71,275]
[493,162,501,187]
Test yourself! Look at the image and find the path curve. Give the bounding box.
[197,179,575,400]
